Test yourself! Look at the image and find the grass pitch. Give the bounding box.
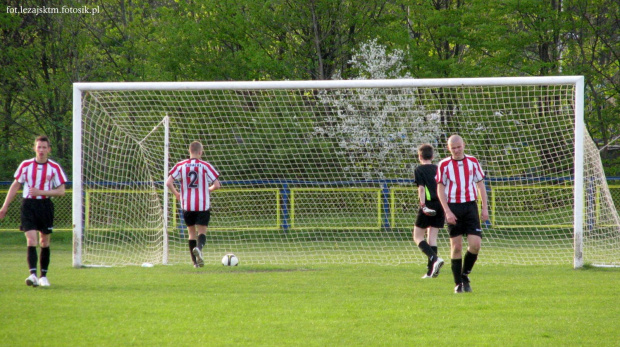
[0,232,619,346]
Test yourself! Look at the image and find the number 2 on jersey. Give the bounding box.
[188,171,198,188]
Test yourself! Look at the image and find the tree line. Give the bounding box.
[1,0,619,180]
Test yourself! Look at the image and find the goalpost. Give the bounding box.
[72,77,620,268]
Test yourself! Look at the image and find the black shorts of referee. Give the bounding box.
[183,210,211,227]
[21,199,55,233]
[414,200,445,229]
[447,201,483,238]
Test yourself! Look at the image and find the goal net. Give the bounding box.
[72,77,620,268]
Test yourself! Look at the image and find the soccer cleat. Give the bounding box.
[430,257,444,278]
[26,274,39,287]
[462,281,472,293]
[422,206,437,216]
[192,248,204,267]
[421,273,433,279]
[39,277,50,287]
[462,274,472,292]
[454,283,464,293]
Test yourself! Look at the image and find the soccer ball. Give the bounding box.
[221,253,239,266]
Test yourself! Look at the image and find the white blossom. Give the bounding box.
[315,39,443,180]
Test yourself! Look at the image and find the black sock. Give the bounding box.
[40,247,50,277]
[189,240,197,264]
[462,251,478,277]
[417,240,436,261]
[27,246,38,275]
[198,234,206,250]
[451,258,462,284]
[428,246,438,272]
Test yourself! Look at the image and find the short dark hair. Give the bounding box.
[418,144,434,160]
[35,136,51,146]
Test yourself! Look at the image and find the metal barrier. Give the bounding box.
[1,178,620,232]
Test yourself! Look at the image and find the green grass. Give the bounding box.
[1,232,619,346]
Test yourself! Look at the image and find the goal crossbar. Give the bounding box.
[74,76,584,91]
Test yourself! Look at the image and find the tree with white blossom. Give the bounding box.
[315,39,443,180]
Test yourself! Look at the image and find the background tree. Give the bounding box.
[394,0,470,139]
[564,0,620,175]
[0,0,618,179]
[1,0,79,176]
[1,3,36,167]
[316,40,442,180]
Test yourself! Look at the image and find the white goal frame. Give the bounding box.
[72,76,591,268]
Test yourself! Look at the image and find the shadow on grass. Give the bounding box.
[579,263,620,271]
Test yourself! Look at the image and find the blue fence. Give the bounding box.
[2,177,620,232]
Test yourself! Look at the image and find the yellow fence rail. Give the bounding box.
[2,183,620,232]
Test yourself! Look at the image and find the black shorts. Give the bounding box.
[183,210,211,227]
[415,200,445,229]
[447,201,483,238]
[21,199,54,234]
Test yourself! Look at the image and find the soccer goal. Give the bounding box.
[72,77,620,268]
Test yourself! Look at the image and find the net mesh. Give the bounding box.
[76,81,620,266]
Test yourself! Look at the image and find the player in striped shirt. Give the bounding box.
[436,135,488,293]
[166,141,221,267]
[0,136,68,287]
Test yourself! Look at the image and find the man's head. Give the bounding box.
[34,136,51,162]
[418,144,434,162]
[189,141,203,158]
[447,135,465,160]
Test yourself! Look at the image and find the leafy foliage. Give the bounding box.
[0,0,618,180]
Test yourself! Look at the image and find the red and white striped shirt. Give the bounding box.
[15,159,68,199]
[436,155,485,203]
[168,158,219,212]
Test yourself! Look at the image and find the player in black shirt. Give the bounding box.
[413,144,445,278]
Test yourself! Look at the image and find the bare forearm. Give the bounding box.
[477,181,489,222]
[1,181,21,209]
[477,181,488,209]
[28,184,65,197]
[45,185,65,197]
[417,186,425,206]
[165,176,180,198]
[209,179,221,192]
[0,181,21,218]
[437,183,450,212]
